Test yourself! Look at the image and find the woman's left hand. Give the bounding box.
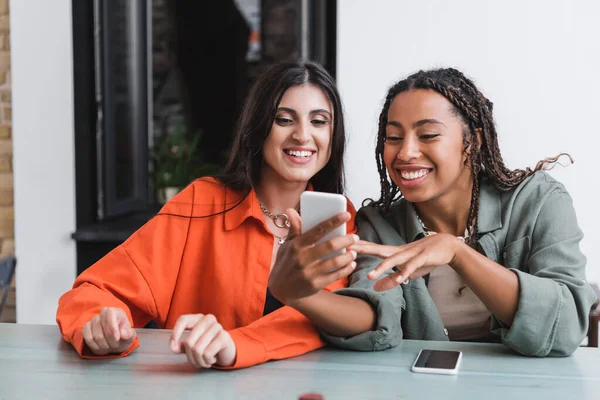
[169,314,236,369]
[350,233,465,291]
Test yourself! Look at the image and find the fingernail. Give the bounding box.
[350,261,357,269]
[352,234,360,242]
[395,275,404,284]
[350,250,357,259]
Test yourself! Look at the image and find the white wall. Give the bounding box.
[338,0,600,284]
[10,0,76,324]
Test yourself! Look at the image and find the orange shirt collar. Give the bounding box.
[223,182,314,232]
[223,187,259,232]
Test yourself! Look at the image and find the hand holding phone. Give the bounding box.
[268,191,356,306]
[300,191,347,260]
[411,349,462,375]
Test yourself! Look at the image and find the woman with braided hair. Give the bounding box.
[320,68,597,356]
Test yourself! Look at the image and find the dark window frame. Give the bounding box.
[71,0,337,275]
[93,0,150,219]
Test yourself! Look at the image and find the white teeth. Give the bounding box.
[400,169,429,180]
[286,150,313,158]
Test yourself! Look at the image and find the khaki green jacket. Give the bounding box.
[322,172,597,356]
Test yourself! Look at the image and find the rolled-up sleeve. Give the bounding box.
[492,189,597,356]
[319,210,405,351]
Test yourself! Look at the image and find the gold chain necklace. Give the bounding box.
[259,203,291,244]
[413,205,470,242]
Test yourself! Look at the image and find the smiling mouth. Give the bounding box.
[399,168,431,180]
[284,149,315,158]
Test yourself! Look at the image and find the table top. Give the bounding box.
[1,323,599,399]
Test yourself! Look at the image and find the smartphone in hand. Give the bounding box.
[300,191,347,259]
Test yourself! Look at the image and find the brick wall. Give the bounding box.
[0,0,14,323]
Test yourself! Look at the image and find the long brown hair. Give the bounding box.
[371,68,570,242]
[157,61,347,221]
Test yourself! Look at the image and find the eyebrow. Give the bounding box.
[277,107,332,117]
[387,119,447,129]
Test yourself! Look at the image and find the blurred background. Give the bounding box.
[3,0,599,325]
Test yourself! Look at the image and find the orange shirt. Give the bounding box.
[56,178,357,369]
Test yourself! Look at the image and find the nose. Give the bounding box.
[291,121,310,144]
[396,135,421,162]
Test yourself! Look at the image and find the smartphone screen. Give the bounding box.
[414,350,461,369]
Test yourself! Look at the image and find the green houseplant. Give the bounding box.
[150,124,220,203]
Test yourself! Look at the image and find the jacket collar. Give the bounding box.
[404,203,426,243]
[476,176,502,234]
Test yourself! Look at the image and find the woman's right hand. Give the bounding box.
[82,307,137,355]
[268,209,359,307]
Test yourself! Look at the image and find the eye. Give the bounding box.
[420,134,440,140]
[311,119,329,126]
[275,117,293,125]
[384,135,403,143]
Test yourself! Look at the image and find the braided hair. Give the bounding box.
[371,68,570,243]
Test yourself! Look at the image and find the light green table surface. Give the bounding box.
[1,323,599,399]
